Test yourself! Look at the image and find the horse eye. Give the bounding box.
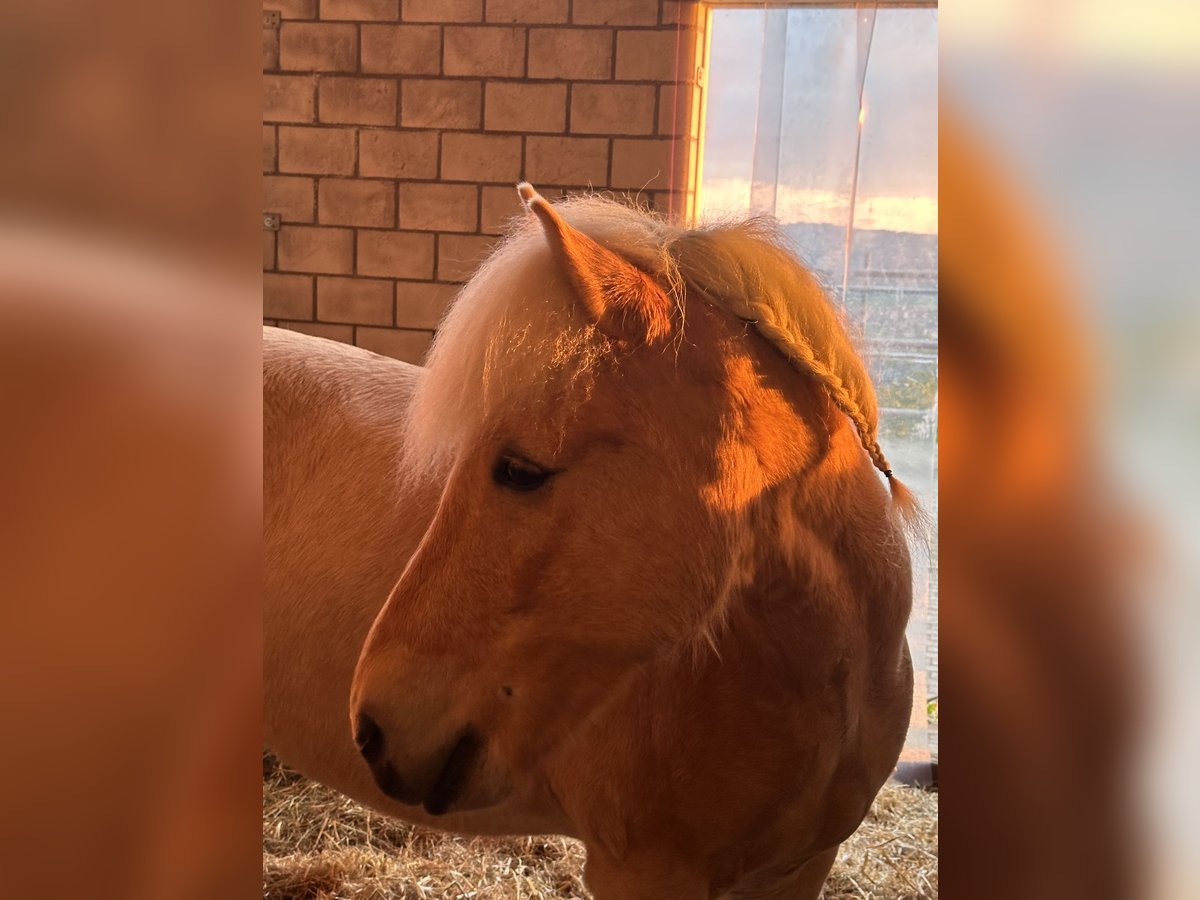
[492,456,551,492]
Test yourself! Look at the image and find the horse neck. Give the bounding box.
[542,327,912,843]
[705,410,902,642]
[544,422,912,852]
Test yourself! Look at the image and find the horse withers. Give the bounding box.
[264,184,916,899]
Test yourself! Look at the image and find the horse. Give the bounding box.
[264,183,917,899]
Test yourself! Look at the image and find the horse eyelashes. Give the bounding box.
[492,456,552,492]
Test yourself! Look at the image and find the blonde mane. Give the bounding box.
[405,195,912,510]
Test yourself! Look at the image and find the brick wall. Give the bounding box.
[262,0,705,362]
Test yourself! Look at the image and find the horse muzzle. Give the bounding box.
[353,710,486,815]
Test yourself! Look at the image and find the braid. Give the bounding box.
[865,439,894,481]
[723,295,894,481]
[540,196,921,532]
[743,292,921,538]
[661,222,913,509]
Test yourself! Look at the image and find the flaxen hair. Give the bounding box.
[405,194,920,526]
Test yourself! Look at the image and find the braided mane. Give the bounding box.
[408,193,917,517]
[552,197,902,489]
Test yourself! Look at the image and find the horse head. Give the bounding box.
[349,185,911,817]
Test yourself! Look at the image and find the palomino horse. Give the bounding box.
[264,184,917,899]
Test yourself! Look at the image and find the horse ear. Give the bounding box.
[517,183,672,345]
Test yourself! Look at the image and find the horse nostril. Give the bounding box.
[354,713,384,765]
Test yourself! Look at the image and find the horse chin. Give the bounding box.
[421,743,512,817]
[423,770,512,816]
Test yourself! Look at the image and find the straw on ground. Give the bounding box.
[263,754,937,899]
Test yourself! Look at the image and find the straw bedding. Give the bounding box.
[263,754,937,899]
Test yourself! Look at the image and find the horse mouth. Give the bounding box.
[422,729,483,816]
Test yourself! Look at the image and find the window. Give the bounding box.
[698,2,939,761]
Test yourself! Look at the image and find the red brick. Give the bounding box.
[318,77,397,126]
[361,25,441,75]
[615,30,680,81]
[264,75,315,123]
[662,1,695,26]
[440,132,521,182]
[527,28,612,80]
[279,23,357,72]
[357,230,435,278]
[525,136,608,185]
[480,184,565,233]
[355,328,433,363]
[264,175,316,222]
[277,225,354,274]
[484,82,565,133]
[317,277,394,325]
[318,178,396,227]
[403,0,481,23]
[571,83,656,135]
[657,83,691,136]
[610,138,675,190]
[572,0,658,26]
[359,130,439,178]
[277,126,356,175]
[443,26,525,77]
[486,0,567,24]
[437,234,497,281]
[263,125,277,173]
[396,281,460,328]
[320,0,399,20]
[263,230,277,270]
[264,273,315,319]
[271,0,318,18]
[650,191,682,215]
[263,27,280,70]
[480,184,525,235]
[398,182,478,232]
[401,80,481,129]
[283,321,355,342]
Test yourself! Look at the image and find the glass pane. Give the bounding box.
[701,5,939,762]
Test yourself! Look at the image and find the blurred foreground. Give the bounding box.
[1,1,1198,898]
